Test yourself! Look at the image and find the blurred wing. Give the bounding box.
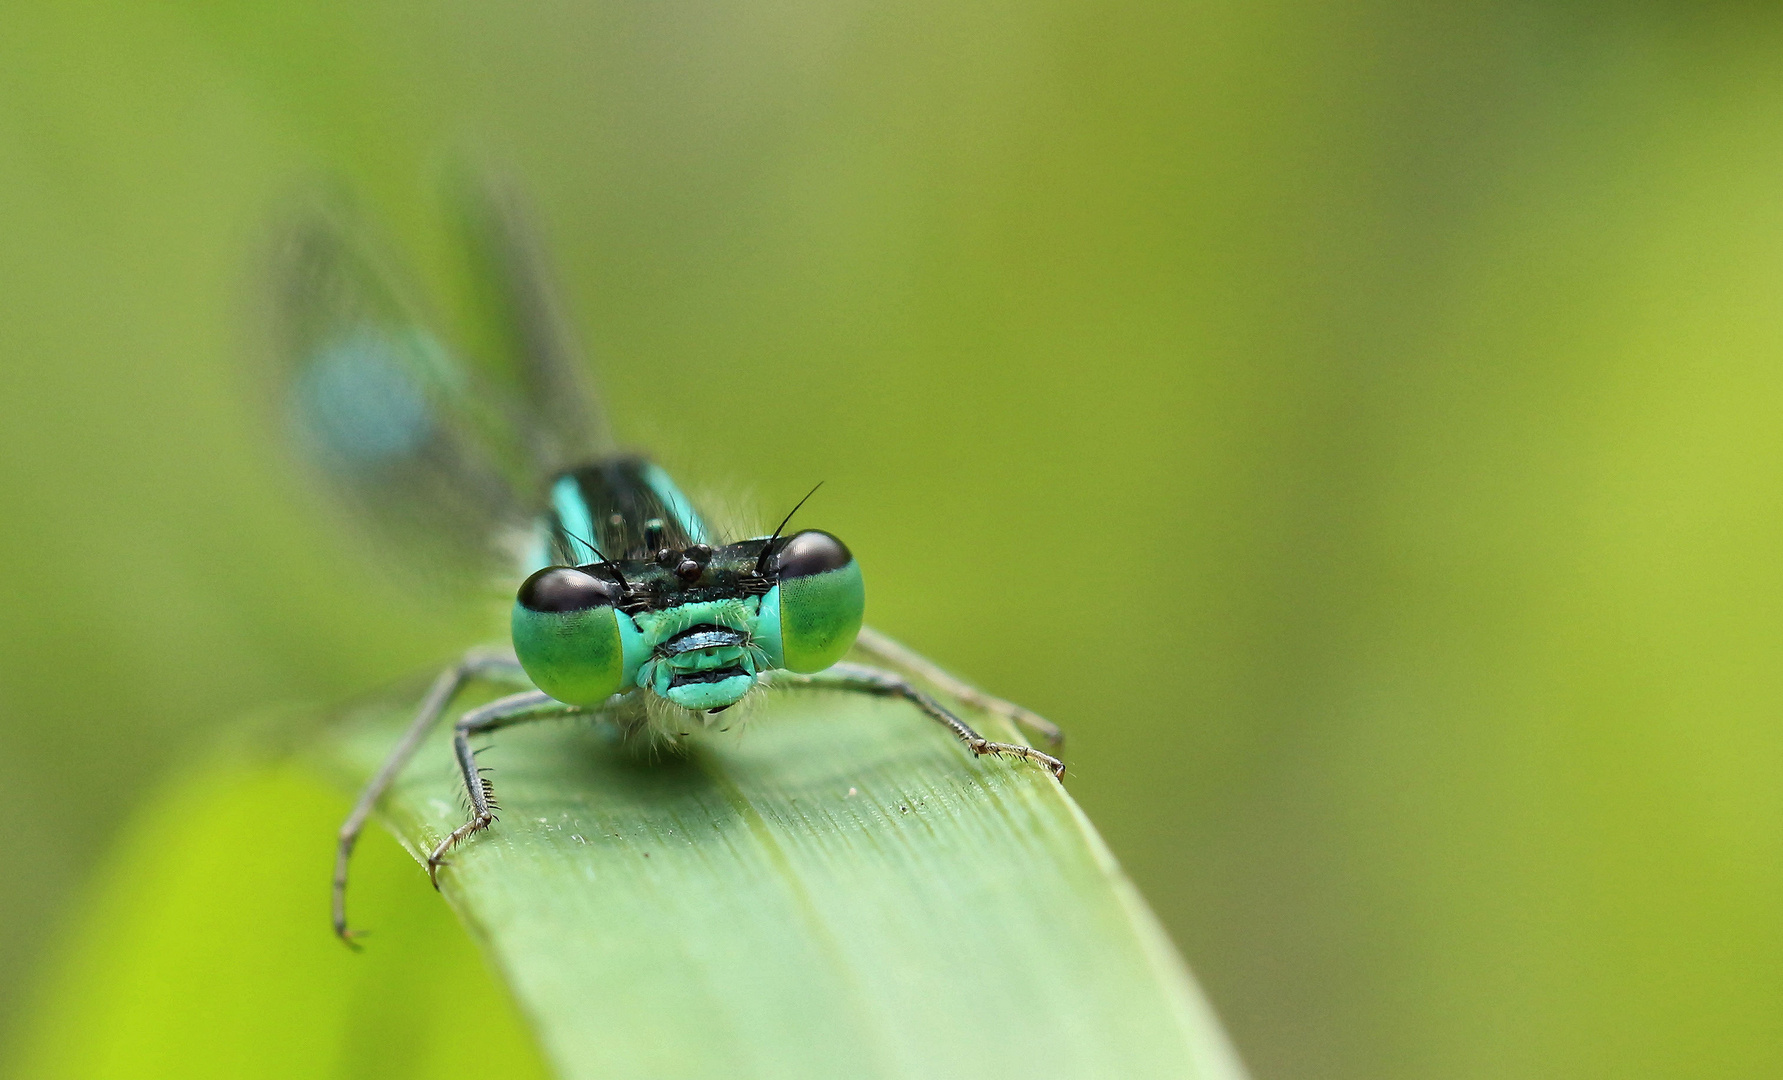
[454,180,615,478]
[271,210,532,583]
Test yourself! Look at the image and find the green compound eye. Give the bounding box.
[511,566,639,705]
[764,530,864,674]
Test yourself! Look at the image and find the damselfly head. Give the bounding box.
[510,525,865,719]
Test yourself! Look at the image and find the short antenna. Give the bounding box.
[756,482,824,574]
[562,526,629,588]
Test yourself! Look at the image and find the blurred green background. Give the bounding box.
[5,1,1783,1076]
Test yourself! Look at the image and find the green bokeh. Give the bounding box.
[14,760,552,1079]
[4,2,1783,1078]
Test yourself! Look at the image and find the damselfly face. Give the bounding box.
[511,522,864,714]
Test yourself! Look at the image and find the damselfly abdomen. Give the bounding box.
[272,187,1065,944]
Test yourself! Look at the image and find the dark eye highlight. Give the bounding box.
[518,566,622,613]
[771,530,853,580]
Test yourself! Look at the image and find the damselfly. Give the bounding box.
[274,189,1066,944]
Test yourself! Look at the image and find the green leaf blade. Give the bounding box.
[325,671,1245,1080]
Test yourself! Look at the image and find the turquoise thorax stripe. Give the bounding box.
[552,473,601,563]
[638,461,709,545]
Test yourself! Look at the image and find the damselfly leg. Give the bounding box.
[850,627,1065,748]
[333,648,529,944]
[426,690,590,885]
[417,663,1062,893]
[772,663,1066,780]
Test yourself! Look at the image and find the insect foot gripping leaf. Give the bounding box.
[305,656,1251,1080]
